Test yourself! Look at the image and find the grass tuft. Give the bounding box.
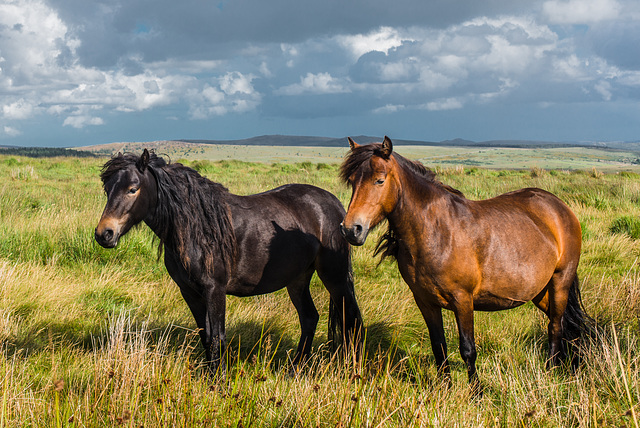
[609,216,640,239]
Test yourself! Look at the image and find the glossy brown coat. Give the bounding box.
[340,137,588,388]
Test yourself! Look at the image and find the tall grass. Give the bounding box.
[0,155,639,426]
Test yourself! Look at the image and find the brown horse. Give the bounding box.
[340,136,589,389]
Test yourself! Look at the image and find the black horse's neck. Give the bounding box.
[146,163,237,276]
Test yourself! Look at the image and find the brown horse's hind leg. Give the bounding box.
[543,272,574,367]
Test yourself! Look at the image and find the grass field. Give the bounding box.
[1,151,639,427]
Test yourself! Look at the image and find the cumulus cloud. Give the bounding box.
[339,17,564,113]
[275,73,350,96]
[187,72,261,119]
[63,115,105,129]
[542,0,621,24]
[423,98,465,111]
[3,126,22,137]
[2,100,35,120]
[337,27,409,59]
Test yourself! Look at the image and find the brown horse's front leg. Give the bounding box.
[417,303,450,381]
[453,303,481,395]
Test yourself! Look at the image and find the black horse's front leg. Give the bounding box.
[202,284,227,377]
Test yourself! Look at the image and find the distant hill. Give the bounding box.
[179,135,436,147]
[178,135,640,150]
[23,135,640,155]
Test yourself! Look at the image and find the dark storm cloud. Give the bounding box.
[47,0,538,68]
[586,21,640,70]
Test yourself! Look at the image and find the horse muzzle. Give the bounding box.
[95,226,119,248]
[340,221,369,246]
[95,219,123,249]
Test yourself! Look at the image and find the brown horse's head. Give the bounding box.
[339,136,400,246]
[95,149,159,248]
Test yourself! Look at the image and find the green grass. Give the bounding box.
[1,154,639,427]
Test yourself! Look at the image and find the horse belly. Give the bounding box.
[226,228,320,297]
[473,255,557,311]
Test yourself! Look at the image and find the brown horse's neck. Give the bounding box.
[387,168,462,239]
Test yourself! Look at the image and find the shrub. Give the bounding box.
[530,166,545,177]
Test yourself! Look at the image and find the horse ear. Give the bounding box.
[137,149,150,172]
[347,137,360,150]
[380,136,393,158]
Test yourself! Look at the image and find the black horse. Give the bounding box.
[95,149,362,374]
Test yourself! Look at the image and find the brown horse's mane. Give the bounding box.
[339,142,463,196]
[340,142,463,262]
[101,152,237,276]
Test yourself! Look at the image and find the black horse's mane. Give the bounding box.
[339,142,463,262]
[101,152,236,276]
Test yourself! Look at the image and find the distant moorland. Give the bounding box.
[71,135,640,172]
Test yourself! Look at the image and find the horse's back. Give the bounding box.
[461,187,581,309]
[226,184,347,296]
[487,187,580,241]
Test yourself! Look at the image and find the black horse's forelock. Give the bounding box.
[101,151,236,276]
[100,151,167,190]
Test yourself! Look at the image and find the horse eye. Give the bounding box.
[375,179,385,185]
[128,187,138,194]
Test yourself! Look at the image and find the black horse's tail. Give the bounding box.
[328,293,339,348]
[562,275,596,364]
[328,267,363,352]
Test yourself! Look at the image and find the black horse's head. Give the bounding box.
[95,149,161,248]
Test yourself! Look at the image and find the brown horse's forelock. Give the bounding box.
[101,151,237,277]
[340,142,457,193]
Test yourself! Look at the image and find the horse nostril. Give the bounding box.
[353,223,363,237]
[103,228,114,241]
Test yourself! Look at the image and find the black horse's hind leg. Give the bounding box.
[315,248,362,354]
[286,268,319,366]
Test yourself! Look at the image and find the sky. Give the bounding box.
[1,0,639,147]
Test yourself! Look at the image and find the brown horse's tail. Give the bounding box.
[561,275,596,365]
